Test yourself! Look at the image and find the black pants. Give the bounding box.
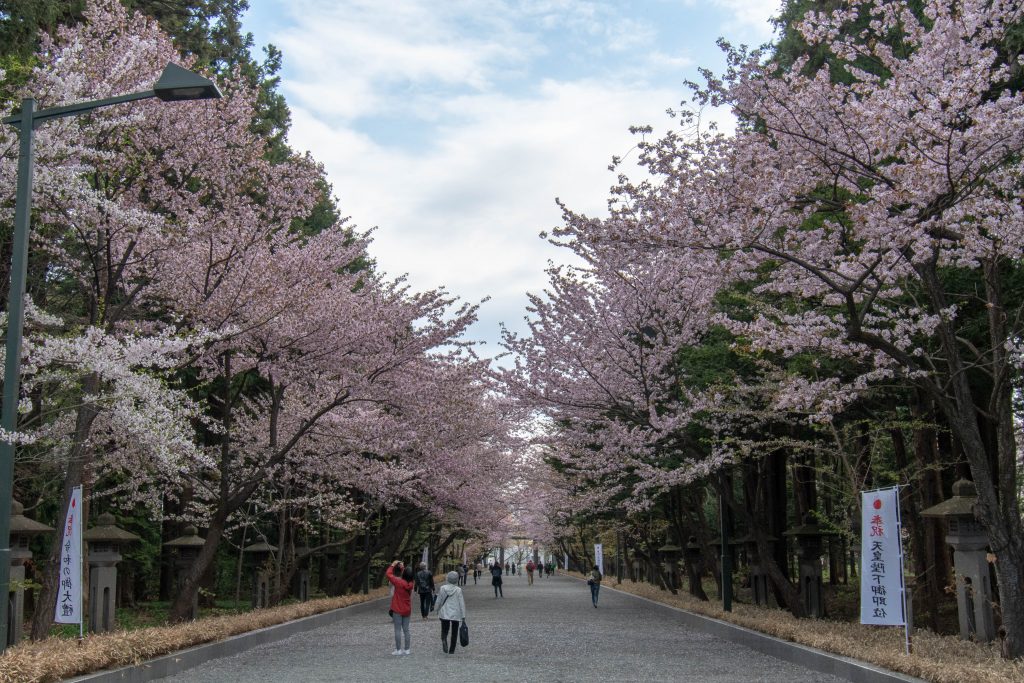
[419,592,432,618]
[492,579,503,597]
[441,619,459,653]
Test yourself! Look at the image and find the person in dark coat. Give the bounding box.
[415,562,435,619]
[588,565,603,608]
[490,562,504,598]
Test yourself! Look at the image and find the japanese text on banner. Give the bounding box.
[594,543,604,575]
[54,486,82,625]
[860,487,905,626]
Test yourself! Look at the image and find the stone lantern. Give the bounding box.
[709,538,739,569]
[784,514,835,618]
[164,525,205,620]
[7,500,53,645]
[921,479,995,643]
[683,536,708,598]
[82,513,139,633]
[658,539,682,591]
[292,546,311,602]
[626,548,638,581]
[734,533,778,607]
[243,541,277,609]
[322,544,343,596]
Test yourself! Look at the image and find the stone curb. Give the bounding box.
[65,596,389,683]
[593,579,924,683]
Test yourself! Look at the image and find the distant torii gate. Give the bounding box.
[509,533,541,564]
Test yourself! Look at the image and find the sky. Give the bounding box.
[240,0,783,360]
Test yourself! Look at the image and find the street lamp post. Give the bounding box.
[719,468,733,612]
[0,63,220,650]
[363,511,371,595]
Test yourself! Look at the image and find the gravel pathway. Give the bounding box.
[157,573,846,682]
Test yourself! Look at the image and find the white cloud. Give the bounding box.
[250,0,747,355]
[708,0,781,39]
[274,0,534,120]
[285,78,683,349]
[672,0,780,39]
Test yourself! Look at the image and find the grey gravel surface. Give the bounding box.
[157,573,846,682]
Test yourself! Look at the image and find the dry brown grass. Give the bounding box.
[590,576,1024,683]
[0,588,388,683]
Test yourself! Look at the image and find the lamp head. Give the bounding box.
[153,63,222,102]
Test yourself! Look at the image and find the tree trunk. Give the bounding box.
[915,258,1024,657]
[890,423,935,628]
[725,461,805,617]
[767,450,789,581]
[910,391,952,632]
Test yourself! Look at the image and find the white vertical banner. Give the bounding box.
[594,543,604,575]
[860,486,907,630]
[564,552,568,571]
[421,546,429,568]
[54,486,83,628]
[462,550,467,565]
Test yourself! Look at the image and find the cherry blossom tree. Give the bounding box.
[1,0,527,633]
[554,0,1024,653]
[0,0,264,637]
[500,246,725,516]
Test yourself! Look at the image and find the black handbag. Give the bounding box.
[459,619,469,647]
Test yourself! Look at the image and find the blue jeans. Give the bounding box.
[590,582,600,606]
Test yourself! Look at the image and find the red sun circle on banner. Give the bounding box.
[873,499,882,510]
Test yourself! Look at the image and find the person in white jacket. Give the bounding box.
[434,571,466,654]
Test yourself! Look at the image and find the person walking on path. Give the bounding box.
[490,562,504,598]
[414,562,435,620]
[385,561,415,654]
[434,571,467,654]
[474,561,482,585]
[456,563,466,586]
[588,565,602,608]
[526,559,535,585]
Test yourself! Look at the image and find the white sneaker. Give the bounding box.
[391,649,402,656]
[402,649,411,655]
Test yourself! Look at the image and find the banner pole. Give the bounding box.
[77,486,84,640]
[894,484,910,655]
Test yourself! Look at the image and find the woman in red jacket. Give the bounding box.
[386,560,415,655]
